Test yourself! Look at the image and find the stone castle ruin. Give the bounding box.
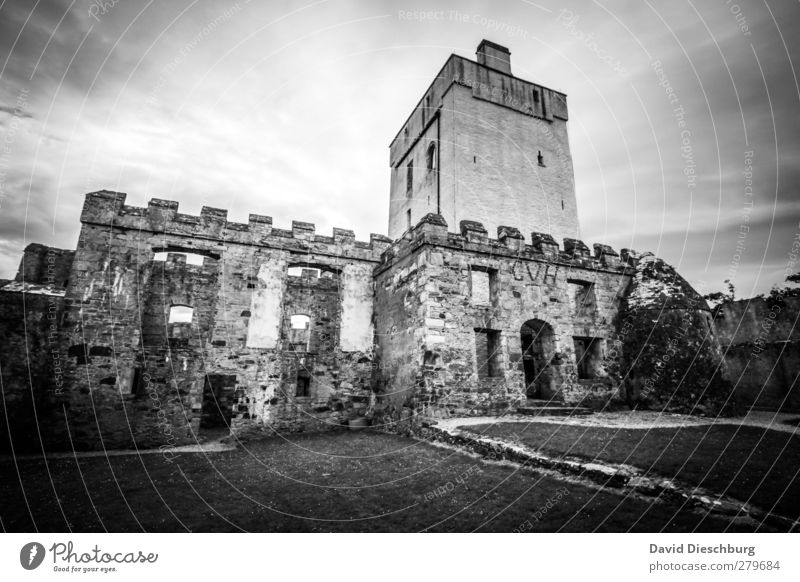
[1,41,733,452]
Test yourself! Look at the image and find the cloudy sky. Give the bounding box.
[0,0,798,297]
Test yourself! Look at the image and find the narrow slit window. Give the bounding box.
[475,329,502,378]
[426,142,437,171]
[406,160,413,195]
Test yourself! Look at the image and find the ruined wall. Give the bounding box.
[0,289,69,452]
[713,295,800,411]
[373,216,440,420]
[40,190,392,450]
[620,254,731,415]
[14,243,74,288]
[374,214,630,425]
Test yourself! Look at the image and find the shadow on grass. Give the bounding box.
[0,431,769,532]
[462,422,800,521]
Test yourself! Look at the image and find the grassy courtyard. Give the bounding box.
[0,431,765,532]
[462,422,800,521]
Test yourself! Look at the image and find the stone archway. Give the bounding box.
[520,319,556,399]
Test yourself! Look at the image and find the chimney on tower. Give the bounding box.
[476,39,511,75]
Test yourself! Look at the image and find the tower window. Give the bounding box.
[406,160,413,195]
[168,305,194,323]
[406,209,412,230]
[426,142,437,171]
[538,150,546,167]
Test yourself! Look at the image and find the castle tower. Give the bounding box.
[388,40,580,242]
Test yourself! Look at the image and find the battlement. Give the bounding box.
[378,214,634,274]
[80,191,392,258]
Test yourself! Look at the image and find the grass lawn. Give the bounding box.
[462,422,800,520]
[0,431,758,532]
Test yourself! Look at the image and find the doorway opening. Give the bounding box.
[520,319,556,399]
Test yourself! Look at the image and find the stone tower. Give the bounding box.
[388,40,580,243]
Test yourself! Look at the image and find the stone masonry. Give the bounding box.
[0,40,728,451]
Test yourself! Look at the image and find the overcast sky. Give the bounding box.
[0,0,798,297]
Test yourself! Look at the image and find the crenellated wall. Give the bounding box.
[1,190,733,450]
[1,190,392,451]
[374,213,632,429]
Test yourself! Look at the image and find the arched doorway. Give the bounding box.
[520,319,556,399]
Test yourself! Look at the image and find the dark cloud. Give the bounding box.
[0,0,798,298]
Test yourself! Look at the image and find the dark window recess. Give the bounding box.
[475,329,502,379]
[200,374,236,430]
[574,337,602,380]
[538,150,546,167]
[406,209,412,230]
[68,343,89,364]
[131,368,145,397]
[406,160,413,195]
[89,345,113,357]
[296,372,311,397]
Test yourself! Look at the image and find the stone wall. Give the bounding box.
[620,254,731,414]
[0,289,69,452]
[1,190,736,450]
[13,243,74,288]
[713,295,800,411]
[1,190,391,451]
[374,213,631,427]
[388,50,578,243]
